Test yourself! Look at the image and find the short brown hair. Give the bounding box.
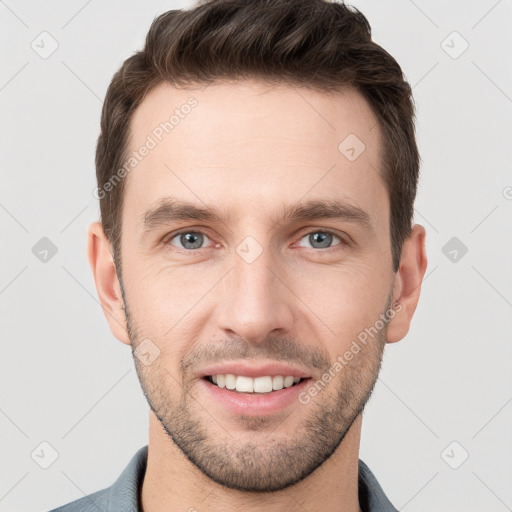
[96,0,419,274]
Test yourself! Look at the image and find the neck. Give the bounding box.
[140,411,363,512]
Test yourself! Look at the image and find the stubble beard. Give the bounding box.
[121,277,389,492]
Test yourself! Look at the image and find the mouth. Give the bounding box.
[199,373,313,416]
[202,374,311,394]
[195,362,314,415]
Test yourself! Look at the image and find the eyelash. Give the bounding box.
[162,228,349,252]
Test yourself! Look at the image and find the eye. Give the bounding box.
[163,228,347,253]
[165,230,212,251]
[296,230,345,250]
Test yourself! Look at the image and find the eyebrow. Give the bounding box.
[141,197,373,235]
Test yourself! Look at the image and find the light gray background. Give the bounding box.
[1,1,511,511]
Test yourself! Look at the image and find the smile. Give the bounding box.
[205,374,305,394]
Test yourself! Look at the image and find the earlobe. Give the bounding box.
[87,221,131,345]
[386,224,428,344]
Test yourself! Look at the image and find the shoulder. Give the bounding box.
[358,459,399,512]
[46,486,110,512]
[46,445,148,512]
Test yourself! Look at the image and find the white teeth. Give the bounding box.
[225,374,236,390]
[283,376,295,388]
[209,374,303,393]
[254,376,273,393]
[272,375,284,390]
[235,375,253,393]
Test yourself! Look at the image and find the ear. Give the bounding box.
[87,221,130,345]
[387,224,428,343]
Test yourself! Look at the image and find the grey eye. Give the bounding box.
[298,231,341,249]
[170,231,209,250]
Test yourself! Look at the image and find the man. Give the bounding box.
[51,0,427,510]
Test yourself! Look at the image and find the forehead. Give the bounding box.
[123,79,386,231]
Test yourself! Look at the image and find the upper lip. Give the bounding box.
[197,361,312,379]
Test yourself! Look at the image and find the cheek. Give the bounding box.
[123,250,205,316]
[123,238,391,351]
[123,263,214,358]
[291,260,390,348]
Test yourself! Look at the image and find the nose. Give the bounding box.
[214,244,295,345]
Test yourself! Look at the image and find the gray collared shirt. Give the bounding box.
[48,445,398,511]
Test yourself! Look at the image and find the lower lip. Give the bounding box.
[198,377,311,416]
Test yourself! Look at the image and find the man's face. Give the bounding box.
[118,80,396,492]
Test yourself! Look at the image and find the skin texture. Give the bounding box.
[88,80,427,512]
